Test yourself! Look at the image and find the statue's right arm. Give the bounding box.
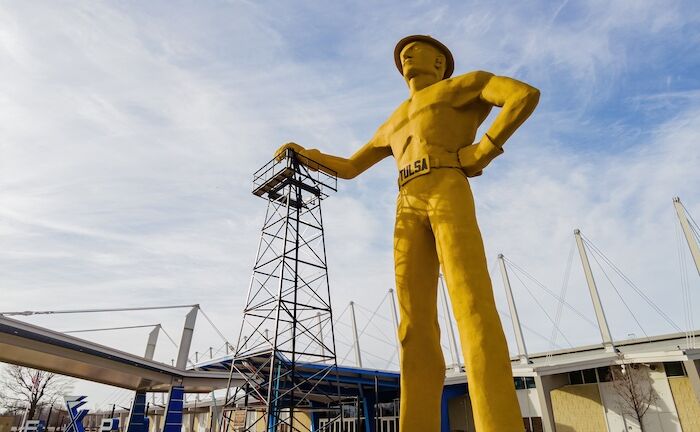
[274,134,391,180]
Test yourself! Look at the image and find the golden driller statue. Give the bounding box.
[276,35,539,431]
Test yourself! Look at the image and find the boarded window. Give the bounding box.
[582,368,598,384]
[525,377,536,389]
[597,366,612,382]
[664,361,686,377]
[569,371,583,385]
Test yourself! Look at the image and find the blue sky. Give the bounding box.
[1,0,699,408]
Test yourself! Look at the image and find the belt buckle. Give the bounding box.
[398,156,431,188]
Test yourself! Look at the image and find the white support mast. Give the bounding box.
[674,197,700,276]
[439,274,462,372]
[176,305,199,370]
[498,254,530,364]
[144,325,160,360]
[574,229,616,352]
[349,301,363,367]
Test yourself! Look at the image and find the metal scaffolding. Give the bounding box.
[222,149,342,431]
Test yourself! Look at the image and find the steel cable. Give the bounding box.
[582,235,681,331]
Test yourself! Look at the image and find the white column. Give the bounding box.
[144,325,160,360]
[535,374,569,432]
[684,359,700,403]
[574,229,615,352]
[176,306,199,370]
[498,254,529,364]
[674,197,700,276]
[349,301,363,368]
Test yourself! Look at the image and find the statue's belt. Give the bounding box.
[398,154,462,188]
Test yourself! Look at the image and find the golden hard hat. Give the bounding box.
[394,35,454,79]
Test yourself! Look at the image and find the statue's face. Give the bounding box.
[400,41,446,83]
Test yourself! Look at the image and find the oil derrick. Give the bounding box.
[223,149,342,431]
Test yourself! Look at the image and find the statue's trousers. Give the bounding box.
[394,168,523,432]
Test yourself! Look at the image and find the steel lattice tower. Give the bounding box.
[223,149,343,431]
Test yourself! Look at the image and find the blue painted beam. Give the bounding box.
[126,391,147,432]
[292,370,400,388]
[361,388,376,432]
[163,386,185,432]
[441,384,468,432]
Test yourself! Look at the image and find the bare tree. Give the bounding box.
[0,365,73,421]
[610,362,659,432]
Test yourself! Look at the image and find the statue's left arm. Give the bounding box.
[458,74,540,176]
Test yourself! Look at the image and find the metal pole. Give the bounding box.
[674,197,700,276]
[388,289,400,362]
[288,321,295,351]
[0,304,198,317]
[64,324,161,334]
[349,301,363,368]
[176,305,199,369]
[144,325,160,360]
[498,254,530,364]
[574,229,615,352]
[439,274,461,372]
[266,154,295,432]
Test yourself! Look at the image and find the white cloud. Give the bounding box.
[475,103,700,353]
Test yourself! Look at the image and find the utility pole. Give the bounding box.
[674,197,700,276]
[574,229,616,352]
[498,254,530,364]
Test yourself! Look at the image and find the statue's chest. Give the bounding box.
[386,101,471,155]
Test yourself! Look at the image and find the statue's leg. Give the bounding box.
[428,170,524,432]
[394,185,444,432]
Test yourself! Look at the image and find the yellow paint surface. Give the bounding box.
[669,377,700,432]
[551,384,607,432]
[274,34,539,432]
